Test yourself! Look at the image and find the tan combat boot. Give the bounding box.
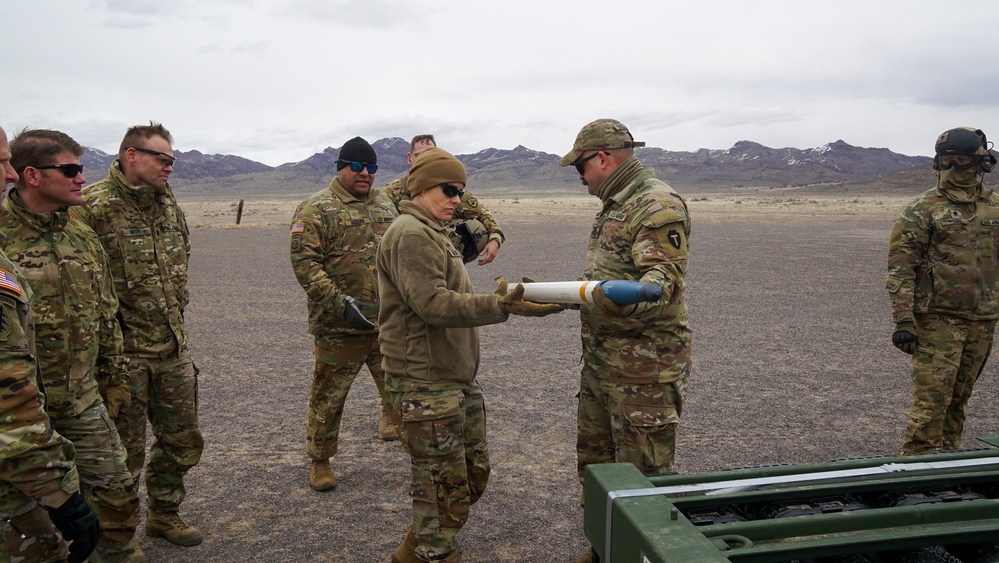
[131,546,149,563]
[309,460,336,491]
[145,509,204,546]
[390,527,419,563]
[378,410,398,440]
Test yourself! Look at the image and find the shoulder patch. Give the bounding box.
[0,268,22,295]
[642,205,687,229]
[291,222,305,234]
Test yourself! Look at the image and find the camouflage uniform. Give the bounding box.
[0,189,139,561]
[384,173,505,248]
[888,181,999,454]
[576,156,692,482]
[377,201,509,560]
[0,246,80,562]
[290,177,398,462]
[78,160,203,514]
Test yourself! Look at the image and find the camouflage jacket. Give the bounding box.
[383,173,505,245]
[581,166,692,383]
[290,177,397,338]
[77,160,191,357]
[376,201,508,392]
[888,183,999,322]
[0,190,128,418]
[0,246,80,512]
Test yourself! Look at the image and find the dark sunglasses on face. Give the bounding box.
[573,151,601,175]
[129,146,176,167]
[338,160,378,174]
[32,163,84,178]
[440,183,463,198]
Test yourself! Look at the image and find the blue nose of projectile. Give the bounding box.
[599,280,663,305]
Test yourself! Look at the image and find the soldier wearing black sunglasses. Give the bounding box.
[1,128,137,562]
[290,136,404,491]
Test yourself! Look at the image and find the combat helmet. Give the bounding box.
[933,127,996,172]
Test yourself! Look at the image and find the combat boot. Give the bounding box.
[145,509,204,546]
[390,527,419,563]
[309,460,336,491]
[131,546,149,562]
[378,411,398,440]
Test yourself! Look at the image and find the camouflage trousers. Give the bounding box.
[388,382,489,561]
[577,365,687,484]
[901,314,996,455]
[0,501,68,563]
[116,348,203,512]
[52,402,139,562]
[307,334,398,461]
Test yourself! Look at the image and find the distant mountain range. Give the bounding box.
[80,137,934,195]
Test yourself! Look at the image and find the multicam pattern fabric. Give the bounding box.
[889,181,999,455]
[576,158,691,481]
[388,384,489,561]
[901,314,995,455]
[0,190,138,559]
[580,164,692,383]
[306,334,390,461]
[383,173,505,245]
[888,184,999,323]
[0,190,128,419]
[77,160,191,357]
[78,160,202,512]
[290,178,398,337]
[0,249,79,561]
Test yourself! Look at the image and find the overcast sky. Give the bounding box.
[3,1,998,167]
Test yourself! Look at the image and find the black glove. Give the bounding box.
[892,321,917,354]
[342,296,376,331]
[45,491,99,563]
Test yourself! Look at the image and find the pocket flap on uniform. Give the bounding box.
[623,402,679,428]
[400,392,462,422]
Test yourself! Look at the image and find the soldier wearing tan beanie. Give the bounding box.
[406,147,467,197]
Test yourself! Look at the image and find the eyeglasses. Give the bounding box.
[440,183,464,198]
[32,163,84,178]
[573,151,601,175]
[337,160,378,174]
[129,146,176,168]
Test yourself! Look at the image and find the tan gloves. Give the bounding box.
[104,384,132,419]
[495,278,562,317]
[592,286,636,318]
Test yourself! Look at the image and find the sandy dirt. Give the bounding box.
[132,189,999,562]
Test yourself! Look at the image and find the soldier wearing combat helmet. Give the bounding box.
[888,126,999,455]
[559,119,692,504]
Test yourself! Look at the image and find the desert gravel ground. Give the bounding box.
[132,190,999,562]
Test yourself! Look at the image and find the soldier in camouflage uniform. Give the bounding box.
[77,122,204,547]
[290,137,403,491]
[558,119,692,492]
[0,129,141,562]
[888,127,999,455]
[377,147,560,563]
[383,134,505,266]
[0,125,100,563]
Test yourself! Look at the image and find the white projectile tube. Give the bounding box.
[519,281,602,305]
[519,280,663,306]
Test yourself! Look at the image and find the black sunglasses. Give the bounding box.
[440,183,464,198]
[32,163,84,178]
[129,146,176,167]
[338,160,378,174]
[573,152,601,175]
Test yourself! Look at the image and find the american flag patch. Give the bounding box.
[291,223,305,234]
[0,268,22,295]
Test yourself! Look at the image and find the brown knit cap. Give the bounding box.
[408,147,467,196]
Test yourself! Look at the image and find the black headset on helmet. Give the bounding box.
[933,127,997,173]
